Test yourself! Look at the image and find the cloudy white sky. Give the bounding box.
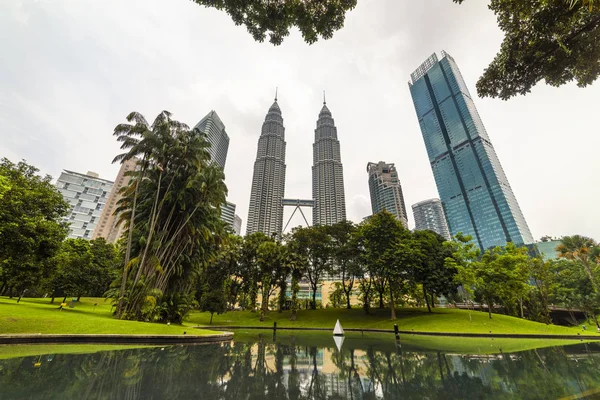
[2,0,599,240]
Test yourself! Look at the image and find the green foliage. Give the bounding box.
[455,0,600,99]
[326,220,361,309]
[556,234,600,292]
[472,243,530,319]
[191,0,358,45]
[288,225,332,309]
[0,158,69,296]
[358,211,416,320]
[110,111,228,321]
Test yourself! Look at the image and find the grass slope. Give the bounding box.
[187,307,599,336]
[0,297,217,336]
[0,344,152,360]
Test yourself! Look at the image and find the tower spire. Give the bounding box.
[323,90,326,105]
[275,87,278,102]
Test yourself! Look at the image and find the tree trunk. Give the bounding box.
[117,171,142,317]
[430,292,435,308]
[63,296,68,303]
[423,285,431,313]
[210,312,214,324]
[519,297,524,319]
[487,296,493,319]
[389,285,396,320]
[378,292,384,309]
[311,286,317,310]
[346,293,352,309]
[261,285,269,314]
[50,297,55,304]
[77,295,81,302]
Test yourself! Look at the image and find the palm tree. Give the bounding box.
[556,235,599,293]
[111,111,227,320]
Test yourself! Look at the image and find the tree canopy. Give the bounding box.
[455,0,600,99]
[0,158,69,297]
[192,0,358,45]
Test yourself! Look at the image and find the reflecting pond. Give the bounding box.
[2,332,600,399]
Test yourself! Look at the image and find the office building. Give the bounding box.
[221,201,237,231]
[193,110,230,169]
[92,158,137,243]
[412,198,451,240]
[55,170,114,240]
[312,98,346,225]
[246,95,287,236]
[366,161,408,227]
[233,214,242,236]
[409,51,534,250]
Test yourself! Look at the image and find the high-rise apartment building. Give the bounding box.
[312,99,346,226]
[55,170,114,240]
[92,158,137,243]
[246,96,286,236]
[366,161,408,227]
[193,110,230,169]
[409,51,534,250]
[412,198,451,240]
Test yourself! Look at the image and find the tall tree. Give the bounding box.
[256,240,285,319]
[472,243,530,319]
[0,158,69,297]
[238,232,272,310]
[455,0,600,99]
[359,211,415,320]
[556,235,599,293]
[110,111,227,321]
[412,230,456,313]
[446,233,481,312]
[192,0,358,45]
[327,220,362,309]
[48,239,94,302]
[289,225,332,310]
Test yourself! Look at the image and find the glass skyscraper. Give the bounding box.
[409,51,533,250]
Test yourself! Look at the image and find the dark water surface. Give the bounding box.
[1,333,600,400]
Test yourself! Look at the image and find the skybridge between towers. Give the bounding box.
[282,199,314,232]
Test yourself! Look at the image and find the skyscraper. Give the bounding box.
[55,170,113,240]
[193,110,230,169]
[366,161,408,227]
[233,214,242,236]
[412,198,451,240]
[409,51,534,250]
[246,95,286,236]
[312,97,346,226]
[92,158,137,243]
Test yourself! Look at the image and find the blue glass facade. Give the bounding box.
[409,52,534,251]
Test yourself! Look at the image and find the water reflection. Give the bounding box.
[1,334,600,399]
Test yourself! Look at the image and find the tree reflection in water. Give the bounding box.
[1,335,600,400]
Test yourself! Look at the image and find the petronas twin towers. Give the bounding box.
[246,94,346,236]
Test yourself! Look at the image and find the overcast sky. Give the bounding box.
[2,0,599,240]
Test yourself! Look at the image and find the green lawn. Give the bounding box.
[0,297,217,336]
[187,307,600,336]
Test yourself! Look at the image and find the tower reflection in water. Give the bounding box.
[2,334,600,399]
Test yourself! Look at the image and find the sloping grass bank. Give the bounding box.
[0,297,217,336]
[187,307,598,336]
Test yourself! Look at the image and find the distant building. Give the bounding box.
[535,240,561,260]
[366,161,408,227]
[312,98,347,226]
[233,214,242,236]
[247,95,286,236]
[221,201,237,232]
[409,51,534,251]
[193,110,230,169]
[92,159,137,243]
[412,198,451,240]
[55,170,113,239]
